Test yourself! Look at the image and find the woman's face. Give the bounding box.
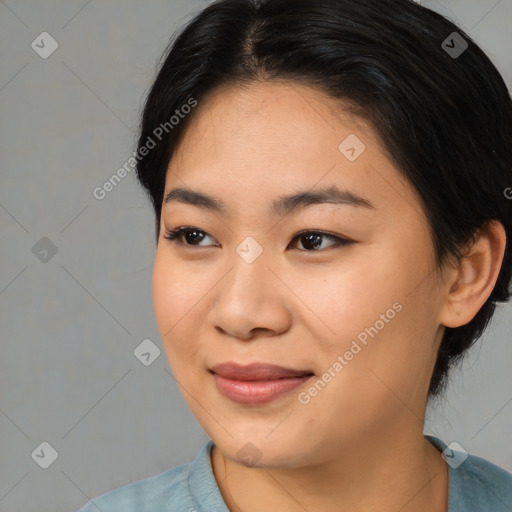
[153,81,449,467]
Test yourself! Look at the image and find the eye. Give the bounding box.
[288,230,354,251]
[163,227,219,247]
[163,227,354,252]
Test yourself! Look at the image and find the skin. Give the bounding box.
[152,81,507,512]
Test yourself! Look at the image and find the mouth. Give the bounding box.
[210,362,315,380]
[209,362,315,405]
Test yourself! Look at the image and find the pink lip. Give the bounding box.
[210,362,314,405]
[210,362,314,380]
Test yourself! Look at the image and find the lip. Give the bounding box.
[210,362,314,380]
[210,362,314,405]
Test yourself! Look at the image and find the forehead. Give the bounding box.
[178,80,373,149]
[164,81,421,221]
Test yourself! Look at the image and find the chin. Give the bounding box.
[215,433,314,469]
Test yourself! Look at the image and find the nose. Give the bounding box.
[208,246,292,340]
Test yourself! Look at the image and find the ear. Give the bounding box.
[438,220,507,328]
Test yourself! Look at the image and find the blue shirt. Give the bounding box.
[77,435,512,511]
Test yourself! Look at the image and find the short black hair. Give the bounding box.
[135,0,512,398]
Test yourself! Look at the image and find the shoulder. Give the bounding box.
[76,441,219,512]
[425,435,512,511]
[452,451,512,510]
[76,463,192,512]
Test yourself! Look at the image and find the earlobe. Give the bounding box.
[438,220,507,329]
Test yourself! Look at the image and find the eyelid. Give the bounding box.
[163,226,354,250]
[289,230,354,250]
[163,226,219,247]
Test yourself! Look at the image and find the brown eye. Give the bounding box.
[163,227,218,247]
[164,227,353,252]
[289,231,354,251]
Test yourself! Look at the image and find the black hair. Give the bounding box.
[135,0,512,398]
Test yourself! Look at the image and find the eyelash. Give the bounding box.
[163,226,354,252]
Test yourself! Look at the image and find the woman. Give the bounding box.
[78,0,512,510]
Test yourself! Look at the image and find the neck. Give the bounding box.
[211,424,448,512]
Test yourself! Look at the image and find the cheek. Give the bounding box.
[290,254,400,353]
[299,245,434,376]
[153,250,212,323]
[320,257,439,402]
[152,251,209,362]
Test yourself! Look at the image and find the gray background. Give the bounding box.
[0,1,511,510]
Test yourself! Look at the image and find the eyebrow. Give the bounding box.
[163,185,376,217]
